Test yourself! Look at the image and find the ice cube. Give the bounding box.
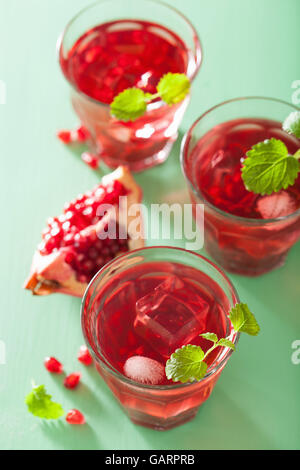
[256,191,296,219]
[123,356,165,385]
[134,275,209,357]
[136,275,184,314]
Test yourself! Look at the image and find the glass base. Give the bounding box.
[205,242,288,276]
[98,138,175,173]
[126,406,199,431]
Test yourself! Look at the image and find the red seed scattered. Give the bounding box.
[57,126,89,145]
[66,409,86,425]
[56,130,72,144]
[81,152,99,170]
[77,345,93,366]
[64,372,81,389]
[44,357,63,374]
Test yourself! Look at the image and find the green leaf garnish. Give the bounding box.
[283,111,300,138]
[25,384,64,420]
[165,303,259,383]
[110,88,148,122]
[165,344,207,383]
[200,332,218,343]
[217,338,236,350]
[241,138,300,195]
[110,72,190,121]
[157,73,190,105]
[229,303,260,336]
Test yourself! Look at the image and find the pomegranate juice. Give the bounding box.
[82,252,237,430]
[97,264,229,381]
[60,20,193,171]
[184,117,300,275]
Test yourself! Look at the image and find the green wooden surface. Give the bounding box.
[1,0,300,450]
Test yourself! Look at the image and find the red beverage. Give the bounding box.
[60,21,188,105]
[182,98,300,276]
[82,247,238,430]
[59,2,201,171]
[196,118,300,219]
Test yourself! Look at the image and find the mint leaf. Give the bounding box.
[283,111,300,139]
[200,332,218,343]
[157,73,190,105]
[229,303,260,336]
[109,73,190,121]
[165,344,207,383]
[241,138,300,195]
[25,384,64,419]
[217,338,236,351]
[110,88,147,121]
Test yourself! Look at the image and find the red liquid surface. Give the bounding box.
[60,20,191,170]
[194,118,300,218]
[82,260,234,429]
[61,20,188,104]
[96,262,230,386]
[185,118,300,275]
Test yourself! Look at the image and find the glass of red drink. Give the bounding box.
[181,97,300,276]
[81,246,239,430]
[58,0,202,172]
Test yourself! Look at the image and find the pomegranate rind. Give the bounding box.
[24,166,144,297]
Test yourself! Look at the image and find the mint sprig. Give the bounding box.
[110,73,190,122]
[241,111,300,195]
[110,88,148,122]
[25,383,64,420]
[165,302,259,384]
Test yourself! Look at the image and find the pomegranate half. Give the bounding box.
[24,166,143,297]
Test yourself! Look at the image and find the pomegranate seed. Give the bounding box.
[64,233,75,246]
[65,252,75,264]
[62,221,71,232]
[81,152,99,170]
[101,247,110,256]
[88,247,98,259]
[78,345,93,366]
[78,274,88,283]
[66,409,85,425]
[76,194,85,203]
[44,357,63,374]
[47,217,59,227]
[94,187,105,199]
[110,241,120,254]
[81,260,95,273]
[95,240,104,250]
[96,256,104,266]
[57,130,72,144]
[82,207,94,218]
[76,126,90,142]
[64,372,81,389]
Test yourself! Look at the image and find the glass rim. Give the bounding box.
[180,96,300,225]
[81,245,240,391]
[57,0,203,110]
